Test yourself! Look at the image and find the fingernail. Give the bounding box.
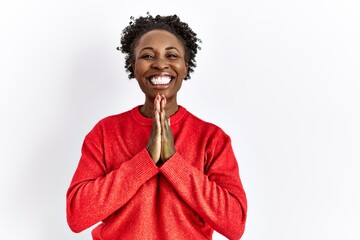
[160,95,166,104]
[154,94,160,104]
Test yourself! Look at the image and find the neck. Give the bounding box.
[140,95,179,118]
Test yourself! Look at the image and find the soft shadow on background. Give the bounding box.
[1,0,359,239]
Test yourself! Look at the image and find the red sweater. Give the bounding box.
[66,106,247,240]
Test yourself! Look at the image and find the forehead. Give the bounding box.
[135,30,185,51]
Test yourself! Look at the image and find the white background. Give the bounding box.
[1,0,359,239]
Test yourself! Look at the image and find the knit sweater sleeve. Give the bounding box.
[66,124,159,233]
[159,131,247,240]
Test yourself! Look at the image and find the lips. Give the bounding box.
[149,75,173,85]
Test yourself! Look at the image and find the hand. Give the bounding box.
[146,94,175,165]
[160,95,175,162]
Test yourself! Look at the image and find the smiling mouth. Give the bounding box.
[149,75,174,85]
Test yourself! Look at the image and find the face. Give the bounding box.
[133,30,188,101]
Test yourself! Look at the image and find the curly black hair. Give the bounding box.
[118,13,201,80]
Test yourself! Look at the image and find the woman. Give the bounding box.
[66,14,247,240]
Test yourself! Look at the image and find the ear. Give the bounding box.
[184,63,189,78]
[131,63,136,79]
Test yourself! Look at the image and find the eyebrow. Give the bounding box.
[139,46,181,52]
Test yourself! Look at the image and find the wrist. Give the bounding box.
[156,159,164,167]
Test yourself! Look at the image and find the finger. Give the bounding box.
[155,94,161,112]
[154,108,161,131]
[147,111,161,164]
[153,94,161,116]
[154,93,160,105]
[160,109,165,130]
[161,94,166,104]
[160,95,166,112]
[162,117,173,144]
[162,115,170,129]
[160,117,175,162]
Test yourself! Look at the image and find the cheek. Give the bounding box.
[133,66,138,78]
[133,62,142,79]
[178,63,188,79]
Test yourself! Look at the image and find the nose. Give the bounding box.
[151,57,169,70]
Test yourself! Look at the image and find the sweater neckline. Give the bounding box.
[131,105,188,126]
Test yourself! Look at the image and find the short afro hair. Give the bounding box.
[118,13,201,80]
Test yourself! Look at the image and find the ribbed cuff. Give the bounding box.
[124,148,159,184]
[159,152,192,193]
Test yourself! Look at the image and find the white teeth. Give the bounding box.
[150,76,172,85]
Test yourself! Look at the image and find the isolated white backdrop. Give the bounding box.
[1,0,359,239]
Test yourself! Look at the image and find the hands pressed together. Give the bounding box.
[146,94,175,165]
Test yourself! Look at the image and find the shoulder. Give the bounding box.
[98,108,133,125]
[85,107,137,138]
[184,108,230,140]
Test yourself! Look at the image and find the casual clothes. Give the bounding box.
[67,106,247,240]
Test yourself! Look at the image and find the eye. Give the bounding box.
[139,54,154,59]
[167,53,178,59]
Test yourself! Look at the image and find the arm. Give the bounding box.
[159,133,247,240]
[66,133,159,233]
[147,95,246,238]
